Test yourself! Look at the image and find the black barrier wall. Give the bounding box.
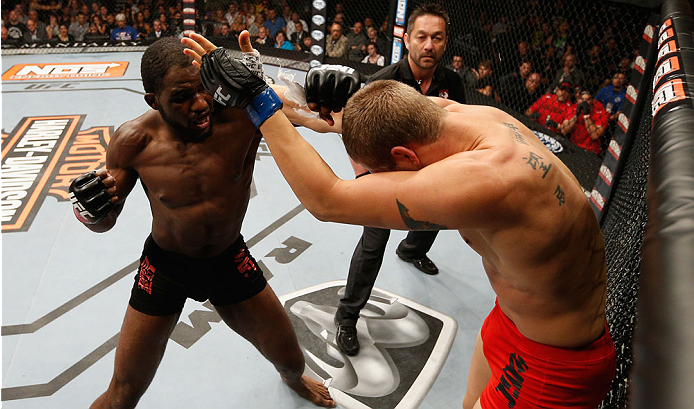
[631,0,694,408]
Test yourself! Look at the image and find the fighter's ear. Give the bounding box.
[144,93,158,110]
[391,146,422,170]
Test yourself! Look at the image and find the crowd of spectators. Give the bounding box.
[1,0,644,155]
[441,1,644,156]
[1,0,191,44]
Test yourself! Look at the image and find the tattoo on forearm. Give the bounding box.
[502,122,528,145]
[396,199,449,230]
[522,151,552,178]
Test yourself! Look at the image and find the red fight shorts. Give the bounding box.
[479,299,616,409]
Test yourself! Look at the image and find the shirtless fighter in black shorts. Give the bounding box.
[69,37,337,408]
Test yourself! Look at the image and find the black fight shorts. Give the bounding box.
[129,234,267,316]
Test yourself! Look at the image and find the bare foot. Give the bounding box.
[282,374,336,407]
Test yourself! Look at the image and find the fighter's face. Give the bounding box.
[404,14,447,70]
[155,65,214,140]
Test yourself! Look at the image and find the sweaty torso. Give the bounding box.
[112,108,260,258]
[450,105,606,348]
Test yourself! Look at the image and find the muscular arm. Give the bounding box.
[85,121,143,232]
[258,109,507,231]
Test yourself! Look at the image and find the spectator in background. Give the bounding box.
[229,14,246,37]
[252,26,271,47]
[92,15,108,36]
[526,81,575,134]
[46,13,60,39]
[510,40,541,75]
[498,60,533,107]
[289,21,308,49]
[248,13,264,36]
[363,16,375,30]
[58,6,72,27]
[361,42,385,66]
[333,12,345,29]
[1,26,9,41]
[274,30,293,50]
[105,13,118,33]
[364,26,387,63]
[99,5,109,22]
[617,56,633,77]
[56,23,73,42]
[299,34,312,52]
[148,19,167,40]
[217,21,231,38]
[211,8,226,36]
[6,10,28,41]
[347,21,367,62]
[263,7,285,38]
[111,13,138,40]
[553,19,574,58]
[27,9,46,35]
[595,71,628,123]
[517,72,544,113]
[23,18,48,43]
[475,59,499,101]
[85,22,108,41]
[69,12,89,41]
[285,11,307,40]
[326,22,348,59]
[224,2,242,27]
[583,45,609,93]
[282,5,292,23]
[560,88,610,154]
[445,54,477,86]
[549,53,584,91]
[13,4,29,24]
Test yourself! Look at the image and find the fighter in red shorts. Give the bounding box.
[480,299,615,408]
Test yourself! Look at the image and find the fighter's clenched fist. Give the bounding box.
[69,169,118,224]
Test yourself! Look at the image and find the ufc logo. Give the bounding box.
[214,86,231,105]
[69,191,95,219]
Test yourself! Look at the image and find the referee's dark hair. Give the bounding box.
[406,3,450,36]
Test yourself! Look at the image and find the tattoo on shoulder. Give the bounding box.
[522,151,552,179]
[396,199,449,230]
[554,184,566,206]
[502,122,528,145]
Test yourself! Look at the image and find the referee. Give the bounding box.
[334,2,466,356]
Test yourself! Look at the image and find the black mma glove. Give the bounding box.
[200,47,282,127]
[545,118,558,128]
[305,65,361,112]
[69,171,114,224]
[576,101,590,116]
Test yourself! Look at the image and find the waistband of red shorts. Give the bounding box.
[490,298,615,363]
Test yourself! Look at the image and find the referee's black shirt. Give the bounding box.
[367,58,466,104]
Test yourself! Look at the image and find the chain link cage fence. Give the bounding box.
[1,0,659,407]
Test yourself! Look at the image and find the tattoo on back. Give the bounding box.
[502,122,528,145]
[396,199,449,230]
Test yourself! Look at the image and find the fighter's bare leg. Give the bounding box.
[215,284,336,407]
[463,330,492,409]
[91,306,180,409]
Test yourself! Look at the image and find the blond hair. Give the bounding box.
[342,80,444,170]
